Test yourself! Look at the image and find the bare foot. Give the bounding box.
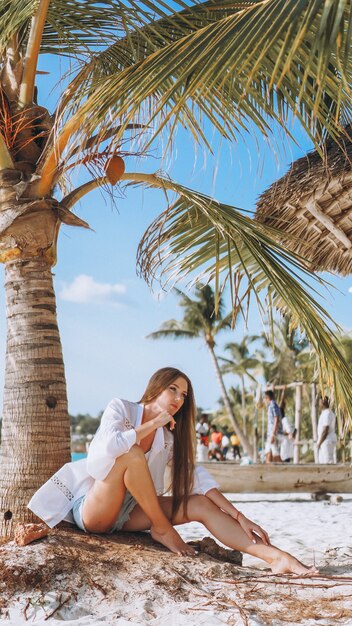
[150,525,196,556]
[270,553,319,576]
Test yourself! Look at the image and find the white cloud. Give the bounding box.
[60,274,127,305]
[349,287,352,294]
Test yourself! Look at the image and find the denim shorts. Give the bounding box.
[72,491,137,533]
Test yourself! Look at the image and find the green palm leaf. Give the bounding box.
[0,0,200,56]
[125,172,352,421]
[60,0,352,156]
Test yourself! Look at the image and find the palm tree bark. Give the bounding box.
[240,374,247,437]
[206,343,252,458]
[0,258,71,536]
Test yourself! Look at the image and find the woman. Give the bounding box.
[29,367,317,574]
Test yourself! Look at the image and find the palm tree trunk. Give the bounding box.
[0,258,71,536]
[206,344,252,458]
[240,374,247,436]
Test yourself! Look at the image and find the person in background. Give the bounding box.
[196,414,210,447]
[279,401,295,463]
[209,425,224,461]
[230,433,242,460]
[221,430,230,460]
[317,397,337,464]
[196,432,209,462]
[195,414,210,462]
[263,390,283,463]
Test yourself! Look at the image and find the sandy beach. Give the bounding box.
[178,492,352,572]
[0,492,351,626]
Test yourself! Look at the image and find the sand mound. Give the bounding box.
[0,527,351,625]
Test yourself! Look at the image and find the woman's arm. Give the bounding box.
[205,488,271,545]
[134,411,176,444]
[87,401,174,479]
[205,487,241,517]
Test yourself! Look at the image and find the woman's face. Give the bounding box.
[156,376,188,415]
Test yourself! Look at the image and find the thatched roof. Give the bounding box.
[255,131,352,276]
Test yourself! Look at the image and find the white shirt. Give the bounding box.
[28,398,218,528]
[280,416,294,460]
[221,435,230,447]
[196,421,209,435]
[317,408,337,443]
[196,441,209,462]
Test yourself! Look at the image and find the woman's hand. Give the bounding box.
[153,411,176,431]
[135,410,176,443]
[234,512,271,545]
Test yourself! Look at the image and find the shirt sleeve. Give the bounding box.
[319,410,331,429]
[86,398,137,480]
[191,465,219,495]
[273,402,282,418]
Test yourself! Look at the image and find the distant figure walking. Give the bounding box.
[317,397,337,464]
[230,433,242,460]
[29,367,317,574]
[279,401,295,463]
[263,390,283,463]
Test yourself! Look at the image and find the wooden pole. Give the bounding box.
[253,424,258,463]
[265,382,304,391]
[294,384,302,464]
[252,409,258,463]
[253,385,261,464]
[311,383,319,463]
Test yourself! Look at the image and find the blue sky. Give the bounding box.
[0,55,351,416]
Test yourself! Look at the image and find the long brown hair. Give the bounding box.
[139,367,196,517]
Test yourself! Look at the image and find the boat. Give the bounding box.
[197,462,352,494]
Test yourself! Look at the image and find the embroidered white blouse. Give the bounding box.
[28,398,219,528]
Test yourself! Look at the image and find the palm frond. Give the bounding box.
[44,0,195,55]
[59,0,352,158]
[128,172,352,421]
[215,311,234,332]
[59,1,253,148]
[0,0,33,55]
[0,0,200,56]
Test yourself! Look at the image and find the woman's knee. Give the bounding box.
[186,495,214,522]
[83,518,115,534]
[127,444,146,460]
[114,444,147,469]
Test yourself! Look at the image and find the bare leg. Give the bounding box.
[124,495,317,575]
[82,445,195,556]
[265,451,281,463]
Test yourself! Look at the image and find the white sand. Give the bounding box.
[0,493,351,626]
[177,492,352,572]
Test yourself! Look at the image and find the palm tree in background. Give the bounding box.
[1,0,352,534]
[260,318,311,386]
[147,284,253,457]
[339,334,352,366]
[220,336,260,436]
